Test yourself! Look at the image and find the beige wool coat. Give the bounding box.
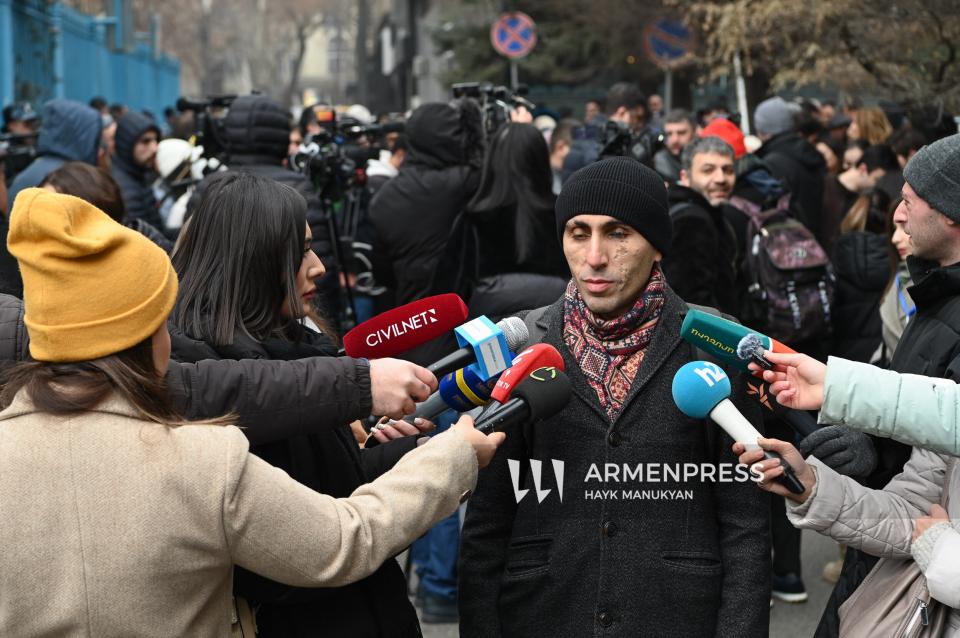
[0,391,477,637]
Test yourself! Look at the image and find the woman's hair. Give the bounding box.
[467,123,555,264]
[853,107,893,145]
[171,171,308,346]
[40,162,126,222]
[1,337,179,423]
[842,188,892,235]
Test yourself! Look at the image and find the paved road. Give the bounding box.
[412,529,841,638]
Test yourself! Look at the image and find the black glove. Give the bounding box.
[797,425,878,478]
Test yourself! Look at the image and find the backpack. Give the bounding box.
[729,193,835,344]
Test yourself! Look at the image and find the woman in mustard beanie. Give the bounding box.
[0,188,503,636]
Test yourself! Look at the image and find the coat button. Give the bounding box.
[607,431,622,447]
[602,521,618,537]
[598,611,613,627]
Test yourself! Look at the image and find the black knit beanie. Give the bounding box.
[555,157,672,256]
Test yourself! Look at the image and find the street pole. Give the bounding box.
[510,59,518,89]
[734,50,750,135]
[664,67,673,112]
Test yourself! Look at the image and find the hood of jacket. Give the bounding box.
[113,111,160,176]
[222,95,290,165]
[36,99,102,165]
[833,231,892,291]
[758,132,826,173]
[405,102,480,170]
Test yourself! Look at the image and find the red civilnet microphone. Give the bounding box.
[342,294,468,359]
[490,343,565,404]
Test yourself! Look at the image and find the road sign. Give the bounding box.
[491,12,537,59]
[642,18,694,68]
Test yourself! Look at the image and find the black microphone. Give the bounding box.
[474,367,571,434]
[426,316,528,381]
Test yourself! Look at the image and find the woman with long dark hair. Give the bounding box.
[170,171,440,637]
[460,123,569,319]
[0,188,501,636]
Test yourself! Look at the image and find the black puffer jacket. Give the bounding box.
[829,232,890,362]
[170,323,422,638]
[816,256,960,638]
[111,112,162,229]
[662,185,739,316]
[369,102,481,307]
[756,132,826,240]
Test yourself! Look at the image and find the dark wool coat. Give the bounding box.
[816,257,960,638]
[459,289,771,638]
[756,132,826,241]
[829,231,891,363]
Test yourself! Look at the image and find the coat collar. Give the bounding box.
[0,388,148,423]
[536,283,687,425]
[906,257,960,308]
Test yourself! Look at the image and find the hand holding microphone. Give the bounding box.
[733,438,816,504]
[451,415,506,469]
[369,358,437,419]
[672,361,806,495]
[750,350,827,411]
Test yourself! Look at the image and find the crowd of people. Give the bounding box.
[0,78,958,637]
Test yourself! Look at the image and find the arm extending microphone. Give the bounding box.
[342,294,468,359]
[672,361,805,495]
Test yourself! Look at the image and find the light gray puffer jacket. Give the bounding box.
[788,448,960,634]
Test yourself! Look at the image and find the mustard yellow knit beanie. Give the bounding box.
[7,188,178,362]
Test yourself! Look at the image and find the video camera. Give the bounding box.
[451,82,535,138]
[0,132,39,180]
[175,95,237,161]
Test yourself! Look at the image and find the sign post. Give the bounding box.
[642,18,695,113]
[490,12,537,89]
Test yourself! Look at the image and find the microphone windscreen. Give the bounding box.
[342,294,468,358]
[490,343,565,403]
[498,316,530,352]
[681,309,772,372]
[438,364,499,411]
[511,367,572,420]
[671,361,732,419]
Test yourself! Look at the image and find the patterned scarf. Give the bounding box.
[563,265,666,420]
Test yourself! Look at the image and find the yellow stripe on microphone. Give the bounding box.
[456,368,484,406]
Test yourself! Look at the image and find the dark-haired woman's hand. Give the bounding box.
[369,358,438,418]
[367,417,436,445]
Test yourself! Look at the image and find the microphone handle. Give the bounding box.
[474,399,530,434]
[426,347,473,379]
[762,449,806,495]
[402,391,450,424]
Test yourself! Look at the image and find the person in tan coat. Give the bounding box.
[0,188,505,637]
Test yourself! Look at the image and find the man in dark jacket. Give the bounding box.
[111,111,162,229]
[652,108,696,184]
[810,132,960,637]
[459,157,770,637]
[369,101,482,307]
[754,96,827,241]
[662,136,739,316]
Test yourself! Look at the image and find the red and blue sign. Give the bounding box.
[642,18,695,68]
[490,12,537,59]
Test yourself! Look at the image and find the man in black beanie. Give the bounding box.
[460,157,771,637]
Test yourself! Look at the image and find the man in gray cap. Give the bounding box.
[754,96,827,240]
[809,132,960,636]
[460,157,770,638]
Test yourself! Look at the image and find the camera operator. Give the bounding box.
[2,103,39,185]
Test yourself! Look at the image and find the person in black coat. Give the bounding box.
[754,97,827,241]
[111,111,162,229]
[171,171,433,638]
[459,158,770,637]
[829,190,894,362]
[662,136,740,316]
[369,101,483,307]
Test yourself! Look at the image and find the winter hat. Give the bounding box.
[903,133,960,223]
[700,118,746,158]
[7,188,178,362]
[753,97,800,137]
[555,156,671,255]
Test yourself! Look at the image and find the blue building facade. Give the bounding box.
[0,0,179,116]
